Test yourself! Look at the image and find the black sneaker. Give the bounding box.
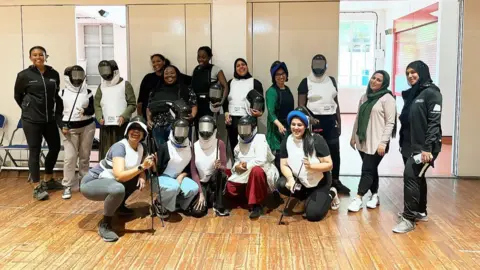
[249,205,263,219]
[117,205,134,216]
[98,220,119,242]
[42,179,64,191]
[33,184,49,201]
[152,200,170,220]
[334,180,351,195]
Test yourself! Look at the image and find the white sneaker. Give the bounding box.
[330,187,340,210]
[62,187,72,200]
[366,194,379,209]
[348,197,363,212]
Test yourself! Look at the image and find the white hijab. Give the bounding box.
[199,130,218,150]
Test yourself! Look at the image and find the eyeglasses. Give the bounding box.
[275,72,286,77]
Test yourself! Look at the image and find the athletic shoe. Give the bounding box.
[366,194,379,209]
[62,186,72,199]
[33,184,49,201]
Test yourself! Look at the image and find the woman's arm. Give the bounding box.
[217,70,229,106]
[266,88,279,125]
[137,75,149,116]
[121,81,137,121]
[218,140,227,170]
[297,78,308,107]
[94,85,103,123]
[112,155,154,182]
[280,158,294,181]
[305,156,333,172]
[380,95,397,145]
[14,73,25,108]
[83,90,95,116]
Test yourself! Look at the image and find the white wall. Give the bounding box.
[113,24,128,80]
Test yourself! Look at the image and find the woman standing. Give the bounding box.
[80,117,155,242]
[265,61,294,170]
[59,65,96,200]
[14,46,64,201]
[190,115,229,217]
[137,54,170,118]
[94,60,136,159]
[190,46,228,124]
[393,61,442,234]
[226,115,279,219]
[147,65,197,146]
[224,58,264,153]
[276,110,340,221]
[348,70,396,212]
[297,54,349,194]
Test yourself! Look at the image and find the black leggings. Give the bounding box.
[190,171,228,218]
[226,116,242,154]
[22,120,61,182]
[276,174,333,222]
[357,151,384,196]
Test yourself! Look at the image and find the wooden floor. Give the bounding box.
[1,172,480,269]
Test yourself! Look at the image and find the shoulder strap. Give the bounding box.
[329,76,338,91]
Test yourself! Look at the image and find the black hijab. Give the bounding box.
[399,60,437,124]
[233,58,252,79]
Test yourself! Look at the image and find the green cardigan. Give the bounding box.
[94,79,137,123]
[266,85,287,152]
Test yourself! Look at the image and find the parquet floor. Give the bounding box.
[0,172,479,269]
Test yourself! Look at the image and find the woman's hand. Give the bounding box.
[421,151,433,163]
[303,158,311,170]
[100,119,105,125]
[225,112,232,125]
[285,177,296,193]
[250,109,262,117]
[350,138,356,150]
[142,155,155,170]
[176,173,186,185]
[377,144,386,156]
[147,120,154,129]
[193,192,206,211]
[137,177,146,191]
[62,127,69,135]
[118,116,125,126]
[214,159,222,169]
[277,123,286,135]
[235,162,247,174]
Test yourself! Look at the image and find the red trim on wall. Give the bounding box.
[392,2,439,94]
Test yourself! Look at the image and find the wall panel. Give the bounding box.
[128,5,186,98]
[246,3,253,66]
[185,4,211,75]
[22,6,76,89]
[0,7,23,145]
[252,3,280,133]
[279,2,340,107]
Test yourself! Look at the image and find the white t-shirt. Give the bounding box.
[279,134,330,188]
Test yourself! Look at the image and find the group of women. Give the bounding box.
[14,44,442,242]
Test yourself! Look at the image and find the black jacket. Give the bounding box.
[400,85,442,156]
[14,65,62,124]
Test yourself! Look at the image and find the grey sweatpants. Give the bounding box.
[62,122,96,187]
[80,173,137,216]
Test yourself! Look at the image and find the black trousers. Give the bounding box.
[226,116,242,154]
[276,174,333,222]
[402,155,435,221]
[328,140,340,180]
[22,120,61,182]
[357,151,384,196]
[190,170,228,217]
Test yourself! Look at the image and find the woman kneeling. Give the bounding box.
[226,115,279,219]
[152,119,199,219]
[80,116,155,242]
[276,110,340,222]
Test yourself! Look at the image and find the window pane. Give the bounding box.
[84,25,100,45]
[86,75,101,86]
[102,47,114,60]
[85,47,100,75]
[102,25,114,45]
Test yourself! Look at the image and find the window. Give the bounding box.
[83,24,114,85]
[338,20,375,87]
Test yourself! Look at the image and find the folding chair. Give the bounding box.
[0,118,44,172]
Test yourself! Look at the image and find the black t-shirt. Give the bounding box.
[138,72,163,115]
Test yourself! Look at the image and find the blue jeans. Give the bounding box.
[156,175,199,212]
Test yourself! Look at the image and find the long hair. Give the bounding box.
[302,129,315,158]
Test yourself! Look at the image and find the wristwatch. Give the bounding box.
[137,165,144,171]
